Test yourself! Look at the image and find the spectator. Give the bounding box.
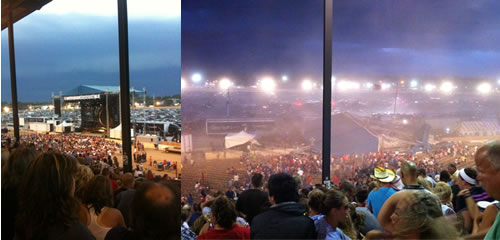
[235,173,271,225]
[308,189,325,221]
[1,146,37,240]
[417,168,436,188]
[251,173,316,239]
[354,187,383,236]
[367,167,397,217]
[105,181,180,240]
[115,172,136,227]
[102,168,119,192]
[84,175,126,240]
[371,190,458,239]
[400,161,429,192]
[75,164,96,224]
[197,196,250,239]
[15,152,95,239]
[466,140,500,239]
[182,209,197,240]
[314,189,352,240]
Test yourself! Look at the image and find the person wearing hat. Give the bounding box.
[366,167,397,218]
[455,167,495,233]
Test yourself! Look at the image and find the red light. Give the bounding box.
[295,101,303,107]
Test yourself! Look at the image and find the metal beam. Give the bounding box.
[322,0,333,183]
[8,9,20,143]
[117,0,132,172]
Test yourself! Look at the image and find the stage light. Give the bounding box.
[191,73,202,83]
[424,83,436,92]
[301,79,313,91]
[259,77,276,94]
[281,75,288,82]
[410,79,418,88]
[365,82,374,89]
[219,78,232,90]
[381,83,391,90]
[440,81,454,94]
[402,119,408,125]
[476,82,492,95]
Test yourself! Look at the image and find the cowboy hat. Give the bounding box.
[370,167,396,183]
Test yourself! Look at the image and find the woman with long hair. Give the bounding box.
[315,189,352,240]
[83,175,126,240]
[16,151,95,239]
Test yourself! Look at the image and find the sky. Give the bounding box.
[1,0,180,102]
[182,0,500,86]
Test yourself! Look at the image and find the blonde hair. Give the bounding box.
[433,181,453,204]
[75,164,95,200]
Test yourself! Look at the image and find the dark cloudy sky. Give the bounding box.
[1,0,180,102]
[182,0,500,85]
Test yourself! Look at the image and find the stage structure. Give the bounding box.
[60,85,144,134]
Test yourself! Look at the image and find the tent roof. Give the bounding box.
[62,85,143,96]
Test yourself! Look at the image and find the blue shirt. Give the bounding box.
[367,187,396,218]
[314,215,351,240]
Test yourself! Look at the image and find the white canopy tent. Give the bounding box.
[225,131,260,149]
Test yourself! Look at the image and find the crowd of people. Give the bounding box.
[1,136,181,240]
[182,140,500,239]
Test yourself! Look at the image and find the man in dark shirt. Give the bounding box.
[236,173,271,225]
[250,173,316,239]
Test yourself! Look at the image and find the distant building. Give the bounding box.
[455,120,500,136]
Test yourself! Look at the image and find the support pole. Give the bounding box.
[8,9,20,143]
[322,0,333,184]
[117,0,132,172]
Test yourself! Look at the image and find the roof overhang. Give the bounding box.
[2,0,52,30]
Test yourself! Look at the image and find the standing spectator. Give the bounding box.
[102,168,119,192]
[197,196,250,239]
[466,141,500,239]
[367,167,397,217]
[314,189,352,240]
[15,152,95,239]
[251,173,316,239]
[235,173,271,225]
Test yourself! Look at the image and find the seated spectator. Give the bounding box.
[235,173,270,225]
[75,164,96,224]
[251,173,316,239]
[374,190,458,239]
[115,173,136,227]
[314,189,352,240]
[15,152,95,239]
[367,167,397,217]
[84,175,126,240]
[105,181,180,240]
[197,196,250,239]
[1,146,37,240]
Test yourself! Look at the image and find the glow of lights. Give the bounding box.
[337,80,361,91]
[381,83,391,90]
[156,101,161,105]
[281,75,288,82]
[259,77,277,93]
[365,82,374,89]
[476,82,492,95]
[402,119,408,125]
[497,78,500,85]
[301,79,313,91]
[191,73,202,83]
[424,83,436,92]
[400,80,405,84]
[181,78,186,89]
[440,81,454,94]
[445,128,451,134]
[134,102,139,107]
[410,79,418,88]
[331,76,336,83]
[219,78,232,90]
[3,106,9,112]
